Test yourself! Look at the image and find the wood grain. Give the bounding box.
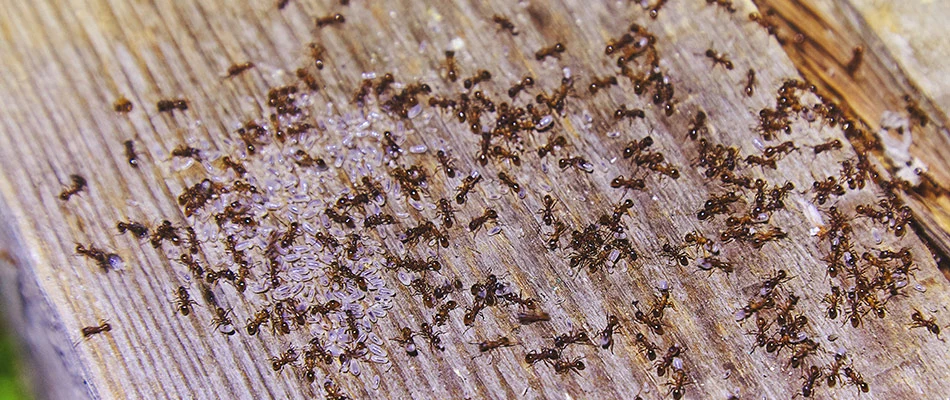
[1,0,949,399]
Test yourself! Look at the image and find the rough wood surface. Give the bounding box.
[1,1,949,399]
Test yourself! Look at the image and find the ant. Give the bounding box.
[615,105,645,120]
[59,174,87,200]
[744,69,756,96]
[436,150,457,178]
[246,309,269,336]
[843,366,869,393]
[220,156,246,176]
[598,315,622,351]
[538,135,566,158]
[455,173,482,204]
[122,140,139,168]
[364,213,395,228]
[211,307,236,336]
[81,320,112,338]
[537,195,558,226]
[535,42,565,61]
[552,330,591,349]
[171,144,202,161]
[464,70,492,90]
[492,14,518,35]
[649,0,670,19]
[117,221,149,239]
[443,51,458,82]
[655,344,681,377]
[559,156,593,173]
[801,365,822,398]
[661,242,690,266]
[225,62,254,78]
[634,332,658,360]
[610,175,646,194]
[508,76,534,99]
[498,172,521,193]
[705,49,734,70]
[315,13,345,28]
[75,243,121,272]
[474,336,514,355]
[307,43,326,70]
[469,208,499,234]
[525,347,561,365]
[517,310,550,325]
[909,309,941,337]
[419,322,444,351]
[707,0,737,13]
[589,75,618,95]
[172,286,196,316]
[823,286,842,320]
[687,111,708,140]
[157,99,188,113]
[433,300,458,326]
[492,146,521,166]
[270,347,299,372]
[547,220,569,250]
[392,327,419,357]
[813,138,843,155]
[113,97,133,113]
[296,68,319,91]
[666,368,691,400]
[553,357,585,374]
[434,198,456,229]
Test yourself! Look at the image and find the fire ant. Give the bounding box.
[492,14,518,35]
[559,156,593,173]
[392,327,419,357]
[744,69,756,96]
[508,76,534,99]
[455,173,482,204]
[81,320,112,338]
[553,357,585,374]
[113,97,133,113]
[535,42,565,61]
[315,13,345,28]
[538,135,566,158]
[225,62,254,78]
[615,105,645,121]
[172,286,196,316]
[157,99,188,113]
[464,70,492,90]
[598,315,622,351]
[117,221,149,239]
[436,150,457,178]
[909,309,941,337]
[59,174,87,200]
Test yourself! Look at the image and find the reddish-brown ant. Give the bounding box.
[436,150,457,178]
[81,320,112,338]
[113,97,133,113]
[598,315,622,351]
[464,70,492,90]
[745,69,756,96]
[474,336,514,355]
[315,13,345,28]
[443,51,459,82]
[117,221,149,239]
[508,76,534,99]
[392,327,419,357]
[525,347,560,365]
[75,243,121,272]
[705,49,734,70]
[552,330,591,349]
[538,135,566,158]
[171,144,202,161]
[910,309,941,337]
[225,62,254,78]
[547,220,569,250]
[559,156,594,173]
[649,0,670,19]
[666,368,691,399]
[615,105,645,120]
[455,173,482,204]
[172,286,196,316]
[843,366,869,393]
[537,195,558,226]
[59,174,87,200]
[270,347,298,372]
[535,42,565,61]
[419,322,444,351]
[157,99,188,113]
[211,307,236,335]
[492,14,518,35]
[904,95,929,127]
[121,140,139,168]
[661,242,689,266]
[553,357,585,374]
[306,43,326,70]
[655,344,681,377]
[498,172,521,193]
[812,139,842,154]
[469,208,499,234]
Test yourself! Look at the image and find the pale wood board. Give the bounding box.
[0,1,949,399]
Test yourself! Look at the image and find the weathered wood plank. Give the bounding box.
[1,1,949,399]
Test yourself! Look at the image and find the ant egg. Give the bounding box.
[488,226,503,236]
[409,144,427,154]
